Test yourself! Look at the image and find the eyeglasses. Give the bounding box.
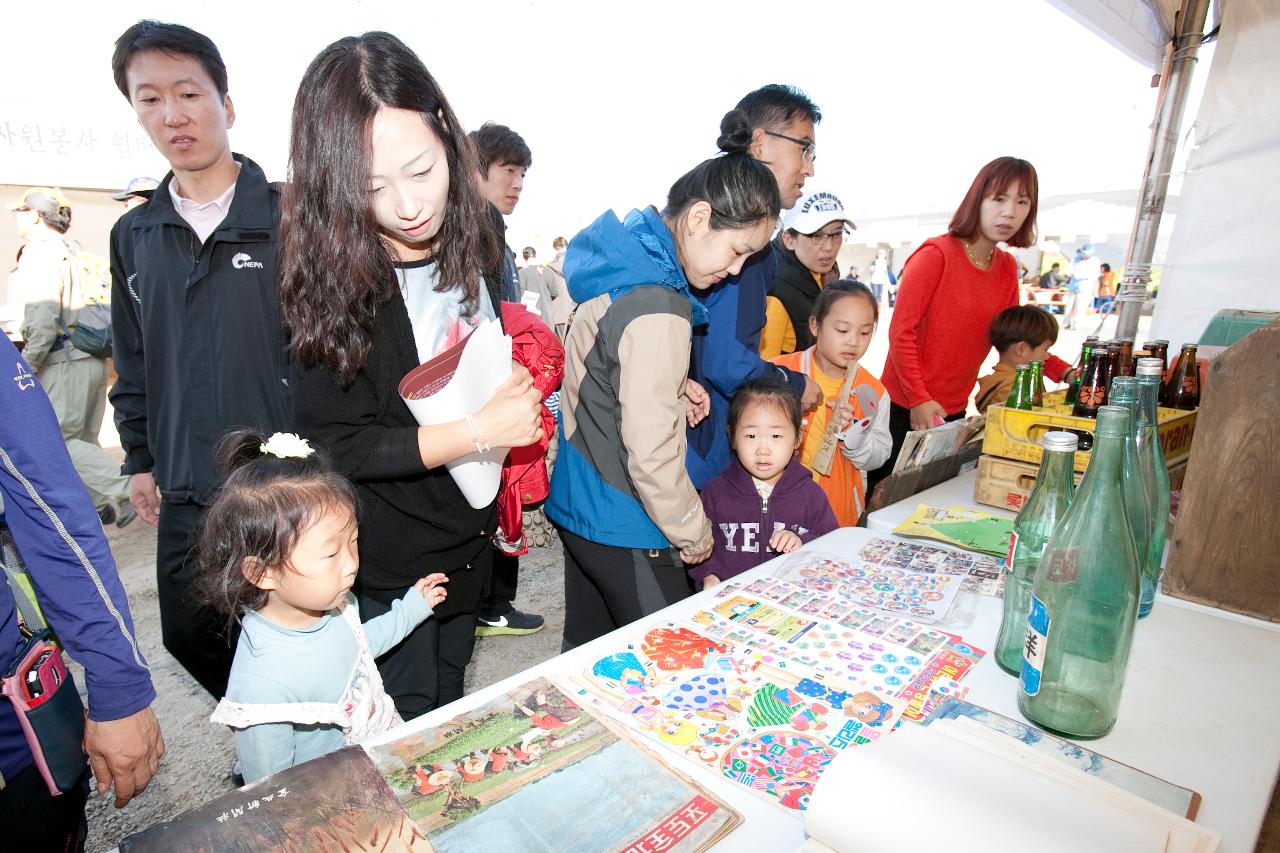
[802,229,845,248]
[764,130,816,163]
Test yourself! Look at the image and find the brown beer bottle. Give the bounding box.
[1143,339,1169,378]
[1101,344,1120,396]
[1072,347,1108,418]
[1116,339,1135,377]
[1162,343,1200,410]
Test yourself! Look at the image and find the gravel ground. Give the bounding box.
[81,509,566,852]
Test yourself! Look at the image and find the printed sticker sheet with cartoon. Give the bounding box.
[772,550,964,623]
[572,624,905,815]
[857,537,1007,597]
[689,578,986,722]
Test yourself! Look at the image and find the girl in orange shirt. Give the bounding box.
[772,281,892,526]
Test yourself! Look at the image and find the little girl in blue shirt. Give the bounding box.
[203,430,447,783]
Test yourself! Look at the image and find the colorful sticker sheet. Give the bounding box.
[773,550,964,622]
[890,504,1015,558]
[690,579,986,723]
[858,537,1006,598]
[573,624,904,814]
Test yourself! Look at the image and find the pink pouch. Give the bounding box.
[2,628,86,796]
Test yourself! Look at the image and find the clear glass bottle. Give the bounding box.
[1134,358,1172,618]
[1005,364,1035,410]
[1018,405,1141,739]
[1108,377,1153,618]
[994,431,1078,675]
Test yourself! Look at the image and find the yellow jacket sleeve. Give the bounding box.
[760,296,795,360]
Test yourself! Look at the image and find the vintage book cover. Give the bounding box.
[120,746,428,852]
[366,676,741,852]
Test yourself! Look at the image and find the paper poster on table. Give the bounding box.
[366,676,740,852]
[572,624,903,814]
[120,746,428,852]
[398,317,512,508]
[890,504,1015,558]
[856,536,1006,597]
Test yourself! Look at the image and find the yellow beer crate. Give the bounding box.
[981,389,1196,474]
[973,454,1188,512]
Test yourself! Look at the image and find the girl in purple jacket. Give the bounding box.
[691,377,839,589]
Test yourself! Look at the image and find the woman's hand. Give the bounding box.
[801,376,824,412]
[476,365,544,448]
[684,378,711,428]
[681,540,713,565]
[909,400,947,431]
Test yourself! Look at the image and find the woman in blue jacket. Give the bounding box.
[545,114,781,649]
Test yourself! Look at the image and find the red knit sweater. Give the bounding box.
[883,235,1068,414]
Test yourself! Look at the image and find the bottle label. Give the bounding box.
[1004,531,1019,574]
[1020,595,1051,696]
[1077,384,1105,408]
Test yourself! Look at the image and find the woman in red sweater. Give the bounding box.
[872,157,1069,488]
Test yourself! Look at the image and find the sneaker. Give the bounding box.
[115,504,138,529]
[475,609,545,637]
[96,503,117,526]
[230,758,244,788]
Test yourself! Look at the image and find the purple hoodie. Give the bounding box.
[691,456,839,585]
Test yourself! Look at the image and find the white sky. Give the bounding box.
[3,0,1162,250]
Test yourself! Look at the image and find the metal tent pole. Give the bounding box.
[1115,0,1212,341]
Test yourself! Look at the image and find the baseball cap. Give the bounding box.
[782,190,856,235]
[6,187,72,218]
[110,176,160,201]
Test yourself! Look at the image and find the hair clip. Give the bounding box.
[259,433,316,459]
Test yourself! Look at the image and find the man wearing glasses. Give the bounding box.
[761,190,856,359]
[686,84,824,489]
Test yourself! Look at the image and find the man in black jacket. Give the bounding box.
[108,21,292,699]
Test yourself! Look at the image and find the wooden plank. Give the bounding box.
[1163,319,1280,621]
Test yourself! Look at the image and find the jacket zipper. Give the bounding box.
[761,492,771,556]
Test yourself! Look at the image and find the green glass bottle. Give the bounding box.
[1108,377,1153,619]
[1005,364,1035,410]
[1029,360,1045,407]
[1064,343,1094,406]
[1018,405,1140,739]
[994,431,1078,675]
[1134,359,1172,618]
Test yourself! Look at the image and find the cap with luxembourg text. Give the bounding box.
[781,190,856,235]
[5,187,71,218]
[110,176,160,201]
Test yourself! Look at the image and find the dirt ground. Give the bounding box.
[82,510,567,852]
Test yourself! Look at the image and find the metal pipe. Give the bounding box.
[1115,0,1212,341]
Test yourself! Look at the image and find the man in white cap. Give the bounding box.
[6,187,135,527]
[760,189,855,359]
[109,176,159,211]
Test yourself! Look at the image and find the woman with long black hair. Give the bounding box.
[279,32,542,717]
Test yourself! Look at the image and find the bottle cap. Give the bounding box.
[1136,358,1163,377]
[1094,405,1131,438]
[1042,431,1079,452]
[1015,363,1029,370]
[1109,376,1138,402]
[1148,339,1169,345]
[1030,360,1042,367]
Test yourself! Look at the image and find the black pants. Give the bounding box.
[479,550,518,619]
[357,550,490,720]
[157,500,238,699]
[0,764,89,852]
[558,527,693,652]
[866,402,966,495]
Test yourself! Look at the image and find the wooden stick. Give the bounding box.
[811,360,859,476]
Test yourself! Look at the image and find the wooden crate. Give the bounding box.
[982,390,1196,473]
[973,454,1186,514]
[1164,319,1280,621]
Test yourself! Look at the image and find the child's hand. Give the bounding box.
[414,573,449,609]
[701,574,722,590]
[770,529,803,553]
[828,399,856,432]
[910,400,947,431]
[684,378,711,428]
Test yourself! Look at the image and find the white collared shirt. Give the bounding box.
[168,166,240,244]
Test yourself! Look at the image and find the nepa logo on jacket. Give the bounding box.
[232,252,264,269]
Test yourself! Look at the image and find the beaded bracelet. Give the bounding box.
[464,413,491,453]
